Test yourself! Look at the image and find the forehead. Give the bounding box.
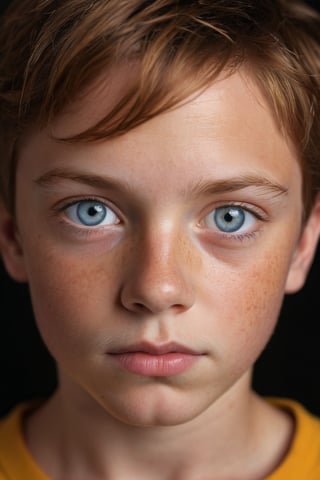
[44,67,300,185]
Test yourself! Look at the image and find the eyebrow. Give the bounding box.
[189,175,288,198]
[35,168,133,194]
[35,168,288,198]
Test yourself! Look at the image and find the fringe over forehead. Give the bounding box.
[0,0,320,217]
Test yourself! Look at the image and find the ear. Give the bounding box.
[0,201,28,282]
[285,193,320,294]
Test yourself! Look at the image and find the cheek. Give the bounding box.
[202,249,293,369]
[24,245,122,358]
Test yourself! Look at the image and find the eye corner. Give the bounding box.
[200,203,266,240]
[62,198,121,228]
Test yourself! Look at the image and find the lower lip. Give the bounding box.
[110,352,198,377]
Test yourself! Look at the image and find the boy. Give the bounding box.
[0,0,320,478]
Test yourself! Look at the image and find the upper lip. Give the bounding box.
[108,341,201,355]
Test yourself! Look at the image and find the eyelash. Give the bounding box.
[200,202,268,242]
[54,197,122,235]
[54,197,267,243]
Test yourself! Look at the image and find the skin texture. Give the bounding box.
[1,68,320,479]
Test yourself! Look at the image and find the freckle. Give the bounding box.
[176,234,202,272]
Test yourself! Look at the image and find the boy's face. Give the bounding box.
[2,69,320,426]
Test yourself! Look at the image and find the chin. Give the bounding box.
[95,384,215,427]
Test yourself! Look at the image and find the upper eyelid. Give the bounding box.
[57,196,121,216]
[59,197,122,225]
[58,195,113,208]
[204,205,256,224]
[201,201,269,221]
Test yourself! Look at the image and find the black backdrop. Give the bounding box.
[1,0,320,418]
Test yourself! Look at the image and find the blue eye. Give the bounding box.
[204,206,255,233]
[64,200,120,227]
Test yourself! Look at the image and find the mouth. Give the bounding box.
[108,342,204,377]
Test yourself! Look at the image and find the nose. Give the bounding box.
[120,229,196,315]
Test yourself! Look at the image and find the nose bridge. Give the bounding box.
[120,222,196,314]
[143,227,186,285]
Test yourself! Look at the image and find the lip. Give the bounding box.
[108,342,203,377]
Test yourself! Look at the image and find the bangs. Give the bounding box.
[0,0,320,217]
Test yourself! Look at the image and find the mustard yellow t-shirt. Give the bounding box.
[265,397,320,480]
[0,398,320,479]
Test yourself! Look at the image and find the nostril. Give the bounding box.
[132,301,188,315]
[133,302,150,313]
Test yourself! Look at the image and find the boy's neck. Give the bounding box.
[24,372,294,480]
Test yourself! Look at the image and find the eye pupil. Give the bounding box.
[88,205,102,217]
[214,207,245,233]
[224,212,234,223]
[77,202,107,226]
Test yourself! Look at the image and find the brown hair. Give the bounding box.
[0,0,320,218]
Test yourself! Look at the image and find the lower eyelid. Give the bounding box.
[55,217,123,240]
[198,226,264,250]
[59,198,121,227]
[220,228,262,240]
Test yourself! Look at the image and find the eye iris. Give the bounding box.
[214,207,245,232]
[77,202,106,226]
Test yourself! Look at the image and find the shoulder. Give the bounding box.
[0,402,48,480]
[266,397,320,480]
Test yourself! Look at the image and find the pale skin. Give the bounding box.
[1,68,320,480]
